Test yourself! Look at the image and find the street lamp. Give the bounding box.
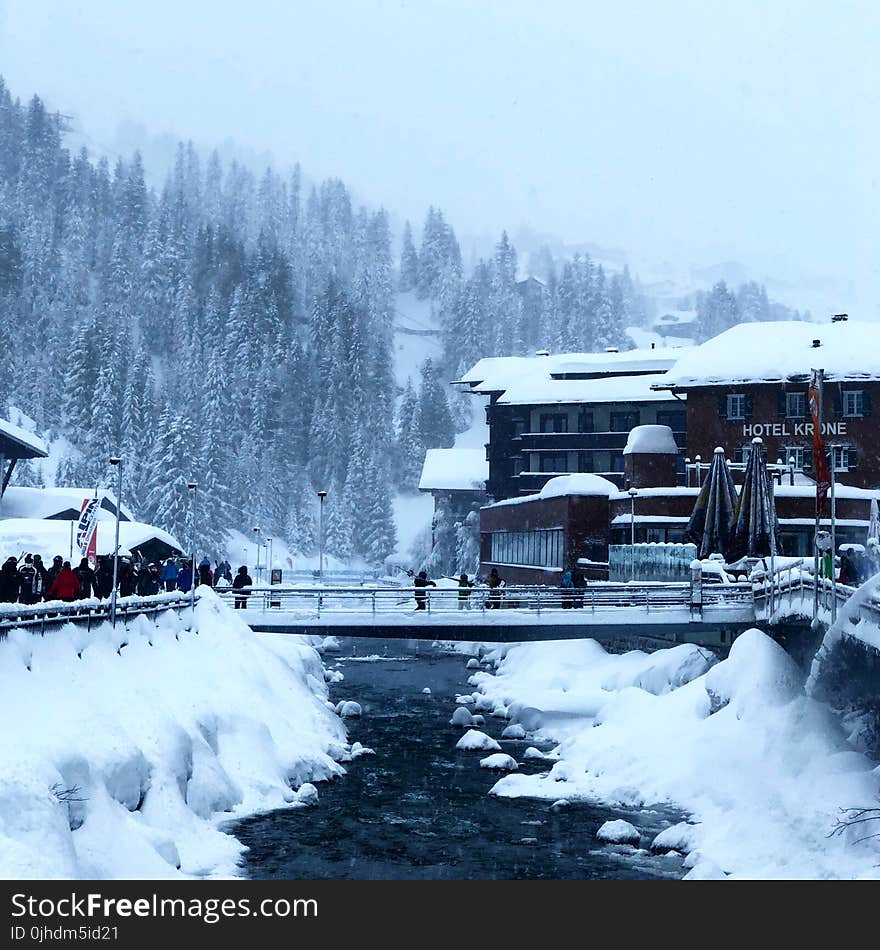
[187,482,197,614]
[108,456,122,627]
[252,526,261,583]
[628,487,638,581]
[789,455,796,487]
[317,491,327,581]
[266,537,273,581]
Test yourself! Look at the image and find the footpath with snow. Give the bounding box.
[0,588,350,879]
[458,631,880,879]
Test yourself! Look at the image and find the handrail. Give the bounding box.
[0,592,194,634]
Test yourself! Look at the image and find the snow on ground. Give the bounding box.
[469,634,880,879]
[0,588,346,879]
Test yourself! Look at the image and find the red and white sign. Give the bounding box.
[76,497,100,566]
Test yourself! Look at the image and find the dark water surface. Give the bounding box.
[232,641,684,880]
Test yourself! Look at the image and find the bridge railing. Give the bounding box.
[0,592,194,635]
[219,582,754,617]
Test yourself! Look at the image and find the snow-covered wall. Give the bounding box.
[0,589,346,879]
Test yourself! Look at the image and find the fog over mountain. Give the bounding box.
[1,0,876,317]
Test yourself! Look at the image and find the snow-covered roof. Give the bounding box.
[0,518,183,562]
[660,320,880,388]
[623,425,679,456]
[0,417,49,460]
[483,473,617,508]
[0,486,135,522]
[456,345,693,394]
[418,448,488,493]
[653,309,698,326]
[497,372,684,406]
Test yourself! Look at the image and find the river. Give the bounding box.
[232,639,685,879]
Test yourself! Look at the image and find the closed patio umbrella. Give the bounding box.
[728,437,781,562]
[686,446,738,559]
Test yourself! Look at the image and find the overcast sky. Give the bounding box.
[0,1,877,314]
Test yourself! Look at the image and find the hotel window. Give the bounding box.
[784,446,806,470]
[539,412,569,433]
[577,411,594,433]
[727,394,747,421]
[512,417,526,437]
[610,451,625,473]
[843,390,865,418]
[656,409,686,432]
[490,529,564,569]
[577,451,595,473]
[610,410,639,432]
[734,444,753,465]
[539,452,568,473]
[785,392,807,419]
[832,445,856,472]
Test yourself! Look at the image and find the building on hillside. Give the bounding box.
[654,317,880,490]
[0,486,133,522]
[652,309,699,340]
[454,345,691,499]
[418,447,489,523]
[0,417,49,498]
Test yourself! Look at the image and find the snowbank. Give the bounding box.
[476,634,880,878]
[0,588,345,879]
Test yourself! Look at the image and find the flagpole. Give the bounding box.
[812,369,824,623]
[830,445,837,624]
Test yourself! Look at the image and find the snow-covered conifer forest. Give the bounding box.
[0,76,804,563]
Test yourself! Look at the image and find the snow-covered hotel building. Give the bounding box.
[454,346,690,500]
[456,318,880,583]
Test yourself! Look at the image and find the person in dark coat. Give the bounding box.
[137,563,161,596]
[47,562,81,602]
[457,573,474,610]
[197,558,213,588]
[487,568,503,609]
[572,566,587,608]
[31,554,48,602]
[118,560,137,597]
[17,554,37,605]
[74,557,98,599]
[177,560,193,593]
[0,557,20,603]
[95,556,115,599]
[44,555,64,597]
[413,570,436,610]
[232,565,253,609]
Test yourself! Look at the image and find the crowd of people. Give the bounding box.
[0,552,243,605]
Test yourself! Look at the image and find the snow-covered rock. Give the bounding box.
[338,701,362,718]
[450,707,474,727]
[320,636,342,653]
[470,714,486,726]
[294,783,319,806]
[523,746,549,760]
[683,858,726,880]
[466,658,481,670]
[422,687,432,694]
[455,730,501,752]
[650,822,699,854]
[324,669,344,683]
[502,724,526,740]
[480,753,518,771]
[550,799,570,812]
[596,819,641,845]
[490,704,509,719]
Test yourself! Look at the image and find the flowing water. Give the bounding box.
[232,640,685,880]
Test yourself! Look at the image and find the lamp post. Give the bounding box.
[187,481,197,615]
[252,526,261,583]
[789,455,796,487]
[108,456,122,627]
[266,537,273,581]
[317,491,327,581]
[628,487,638,581]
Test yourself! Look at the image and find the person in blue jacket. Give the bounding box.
[161,557,179,592]
[177,559,193,593]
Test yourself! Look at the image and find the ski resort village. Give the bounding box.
[1,11,879,888]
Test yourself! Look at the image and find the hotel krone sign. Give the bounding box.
[742,421,848,437]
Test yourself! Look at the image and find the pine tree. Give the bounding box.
[399,220,419,292]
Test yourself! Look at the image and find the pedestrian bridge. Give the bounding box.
[223,583,758,648]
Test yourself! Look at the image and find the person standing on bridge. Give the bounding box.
[47,561,80,602]
[0,556,20,603]
[74,557,98,600]
[487,568,503,609]
[458,573,474,610]
[233,565,253,609]
[413,570,436,610]
[161,557,179,592]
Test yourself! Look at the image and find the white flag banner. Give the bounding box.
[76,497,101,559]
